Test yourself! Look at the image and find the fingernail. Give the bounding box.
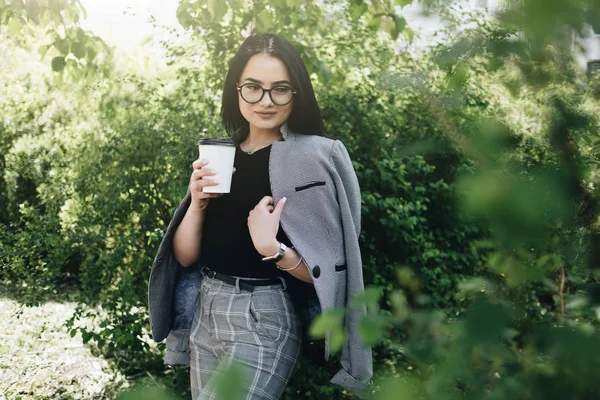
[282,197,287,202]
[201,159,207,164]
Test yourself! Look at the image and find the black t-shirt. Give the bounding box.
[200,144,293,278]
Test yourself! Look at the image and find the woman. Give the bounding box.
[149,33,372,399]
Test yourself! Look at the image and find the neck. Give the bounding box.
[244,126,282,148]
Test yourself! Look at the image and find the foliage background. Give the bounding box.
[2,0,600,398]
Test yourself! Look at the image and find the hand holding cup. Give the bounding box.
[191,137,237,210]
[189,159,236,210]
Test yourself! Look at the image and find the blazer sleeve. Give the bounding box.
[328,140,373,397]
[148,191,192,342]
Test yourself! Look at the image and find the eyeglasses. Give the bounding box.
[237,83,296,106]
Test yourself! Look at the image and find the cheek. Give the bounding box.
[281,104,293,120]
[238,97,252,119]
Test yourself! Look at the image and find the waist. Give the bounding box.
[202,267,284,293]
[203,259,281,279]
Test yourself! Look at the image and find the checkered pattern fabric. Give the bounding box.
[190,275,302,400]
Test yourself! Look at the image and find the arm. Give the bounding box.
[259,241,313,283]
[329,140,373,397]
[172,205,207,267]
[247,196,312,283]
[173,158,232,267]
[277,247,312,283]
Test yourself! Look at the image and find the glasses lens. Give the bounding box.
[270,86,293,105]
[240,85,263,103]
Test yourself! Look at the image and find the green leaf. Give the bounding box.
[404,26,414,42]
[349,1,368,20]
[51,56,66,71]
[214,361,246,399]
[358,314,385,345]
[390,289,409,321]
[456,277,492,300]
[24,0,42,24]
[394,0,413,7]
[71,42,87,58]
[76,27,88,44]
[55,38,71,55]
[391,14,407,40]
[309,308,345,338]
[488,252,543,287]
[208,0,228,20]
[49,0,67,13]
[352,287,383,311]
[329,326,347,353]
[286,0,303,7]
[176,4,193,29]
[38,44,51,60]
[86,46,97,62]
[566,295,590,311]
[257,9,274,30]
[81,330,91,344]
[537,254,562,272]
[7,18,21,36]
[376,373,424,400]
[227,0,243,9]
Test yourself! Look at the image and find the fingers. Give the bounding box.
[232,167,236,174]
[254,196,287,215]
[203,192,223,199]
[257,196,273,208]
[191,178,219,192]
[190,159,217,191]
[189,159,222,207]
[273,197,287,217]
[191,167,215,181]
[192,158,207,170]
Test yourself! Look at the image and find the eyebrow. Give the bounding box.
[243,77,292,85]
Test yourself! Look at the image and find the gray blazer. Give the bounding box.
[148,126,373,396]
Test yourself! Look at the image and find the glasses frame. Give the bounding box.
[237,83,297,106]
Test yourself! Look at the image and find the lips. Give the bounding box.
[255,111,276,117]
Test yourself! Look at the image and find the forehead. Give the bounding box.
[239,54,290,83]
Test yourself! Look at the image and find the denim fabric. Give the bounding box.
[173,263,203,331]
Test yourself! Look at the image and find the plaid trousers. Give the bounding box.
[189,274,302,400]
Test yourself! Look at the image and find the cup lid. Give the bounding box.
[198,137,235,147]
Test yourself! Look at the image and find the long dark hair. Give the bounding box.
[221,33,324,142]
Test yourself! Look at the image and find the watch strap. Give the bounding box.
[261,242,287,262]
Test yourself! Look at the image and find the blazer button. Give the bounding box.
[313,265,321,278]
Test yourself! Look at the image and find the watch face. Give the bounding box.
[262,242,285,263]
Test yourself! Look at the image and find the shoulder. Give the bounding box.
[291,132,335,148]
[288,132,352,157]
[283,131,353,167]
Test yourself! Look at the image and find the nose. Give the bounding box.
[259,90,274,106]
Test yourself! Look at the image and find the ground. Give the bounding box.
[0,290,127,400]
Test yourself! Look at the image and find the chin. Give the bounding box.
[249,119,285,131]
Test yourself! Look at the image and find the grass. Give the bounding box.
[0,286,128,400]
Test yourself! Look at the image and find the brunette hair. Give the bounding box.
[221,33,324,142]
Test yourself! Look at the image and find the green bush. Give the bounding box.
[3,1,600,398]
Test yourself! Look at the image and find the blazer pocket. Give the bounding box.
[295,181,326,192]
[335,263,347,272]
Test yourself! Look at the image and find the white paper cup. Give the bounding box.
[198,138,236,193]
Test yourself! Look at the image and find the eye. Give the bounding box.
[272,86,291,94]
[244,84,261,91]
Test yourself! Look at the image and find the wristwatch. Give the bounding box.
[261,242,287,263]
